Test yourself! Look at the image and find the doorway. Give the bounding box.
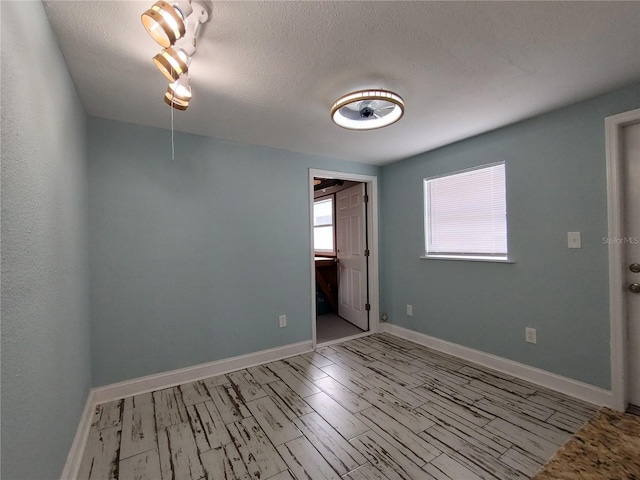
[309,169,379,346]
[606,108,640,412]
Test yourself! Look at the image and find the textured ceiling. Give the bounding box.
[43,1,640,165]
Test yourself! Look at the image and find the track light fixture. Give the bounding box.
[142,0,209,111]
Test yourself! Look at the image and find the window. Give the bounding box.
[314,197,334,253]
[424,162,508,260]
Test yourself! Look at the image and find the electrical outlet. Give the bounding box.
[568,232,581,249]
[525,327,537,344]
[406,305,413,316]
[279,315,287,328]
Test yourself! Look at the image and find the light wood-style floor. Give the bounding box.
[79,333,598,480]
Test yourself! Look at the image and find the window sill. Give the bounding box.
[420,255,515,264]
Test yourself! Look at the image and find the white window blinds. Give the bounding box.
[424,162,507,259]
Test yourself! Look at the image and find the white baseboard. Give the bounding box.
[60,389,95,480]
[380,323,613,407]
[93,340,314,404]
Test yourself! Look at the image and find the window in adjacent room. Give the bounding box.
[313,196,334,254]
[423,162,508,261]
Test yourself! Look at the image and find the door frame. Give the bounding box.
[606,107,640,411]
[309,169,380,347]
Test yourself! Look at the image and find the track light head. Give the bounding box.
[153,46,191,82]
[141,1,193,48]
[164,75,192,110]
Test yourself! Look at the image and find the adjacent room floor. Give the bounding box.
[316,312,365,344]
[80,333,598,480]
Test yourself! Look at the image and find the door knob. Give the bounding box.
[630,263,640,273]
[629,283,640,294]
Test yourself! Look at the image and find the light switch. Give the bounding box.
[568,232,581,249]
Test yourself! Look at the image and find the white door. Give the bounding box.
[624,122,640,407]
[337,183,368,331]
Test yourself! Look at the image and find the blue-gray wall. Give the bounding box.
[381,85,640,390]
[1,2,92,479]
[87,117,380,386]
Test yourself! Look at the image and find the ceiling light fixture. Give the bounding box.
[331,89,405,130]
[164,74,192,110]
[142,0,209,112]
[153,43,192,82]
[141,1,193,48]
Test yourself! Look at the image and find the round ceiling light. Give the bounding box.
[331,89,404,130]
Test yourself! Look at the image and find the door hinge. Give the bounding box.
[365,303,371,311]
[364,249,370,257]
[363,194,369,203]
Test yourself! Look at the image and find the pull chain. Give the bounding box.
[171,97,175,160]
[170,65,175,160]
